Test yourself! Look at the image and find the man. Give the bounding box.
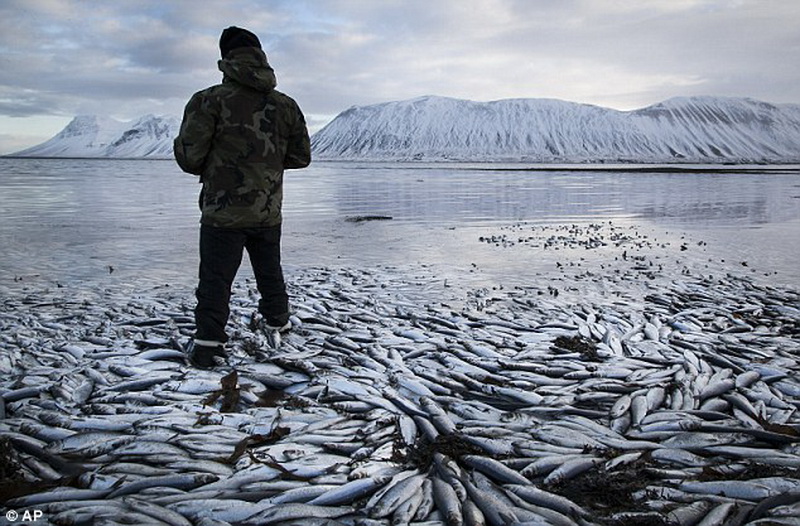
[174,26,311,368]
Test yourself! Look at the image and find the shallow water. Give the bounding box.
[0,158,798,293]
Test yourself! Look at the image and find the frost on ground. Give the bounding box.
[1,223,800,525]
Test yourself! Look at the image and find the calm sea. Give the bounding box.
[1,158,798,291]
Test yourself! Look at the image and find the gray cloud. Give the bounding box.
[1,0,799,154]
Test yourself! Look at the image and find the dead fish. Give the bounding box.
[240,503,356,525]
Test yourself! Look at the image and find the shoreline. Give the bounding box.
[4,217,795,301]
[2,258,800,524]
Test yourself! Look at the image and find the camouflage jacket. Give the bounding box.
[174,47,311,228]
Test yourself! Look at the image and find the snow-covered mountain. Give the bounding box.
[312,96,800,163]
[9,95,800,162]
[11,114,180,159]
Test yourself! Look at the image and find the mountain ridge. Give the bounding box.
[7,95,800,163]
[10,114,180,159]
[311,95,800,163]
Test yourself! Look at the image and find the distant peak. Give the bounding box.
[58,115,102,138]
[12,113,180,159]
[64,114,100,127]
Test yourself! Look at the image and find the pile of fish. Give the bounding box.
[1,262,800,526]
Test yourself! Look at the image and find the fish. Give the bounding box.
[368,472,426,518]
[240,503,355,525]
[460,455,530,485]
[2,261,800,525]
[306,475,390,506]
[432,477,463,526]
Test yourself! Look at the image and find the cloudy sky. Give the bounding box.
[1,0,799,154]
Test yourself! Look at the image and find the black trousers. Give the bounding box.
[195,224,289,343]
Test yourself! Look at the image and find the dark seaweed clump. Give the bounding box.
[394,433,484,470]
[554,458,669,526]
[552,335,600,361]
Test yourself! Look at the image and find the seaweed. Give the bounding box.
[552,334,600,361]
[393,433,484,470]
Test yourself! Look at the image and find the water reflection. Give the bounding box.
[0,158,798,289]
[324,164,792,226]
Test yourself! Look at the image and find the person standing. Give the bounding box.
[174,26,311,368]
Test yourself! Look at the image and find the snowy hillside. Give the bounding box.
[11,114,179,159]
[9,96,800,162]
[312,96,800,163]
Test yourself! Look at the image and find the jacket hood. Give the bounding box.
[217,47,277,93]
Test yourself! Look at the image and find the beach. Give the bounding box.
[1,160,800,524]
[2,218,800,524]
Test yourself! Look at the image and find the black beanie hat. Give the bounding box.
[219,26,261,58]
